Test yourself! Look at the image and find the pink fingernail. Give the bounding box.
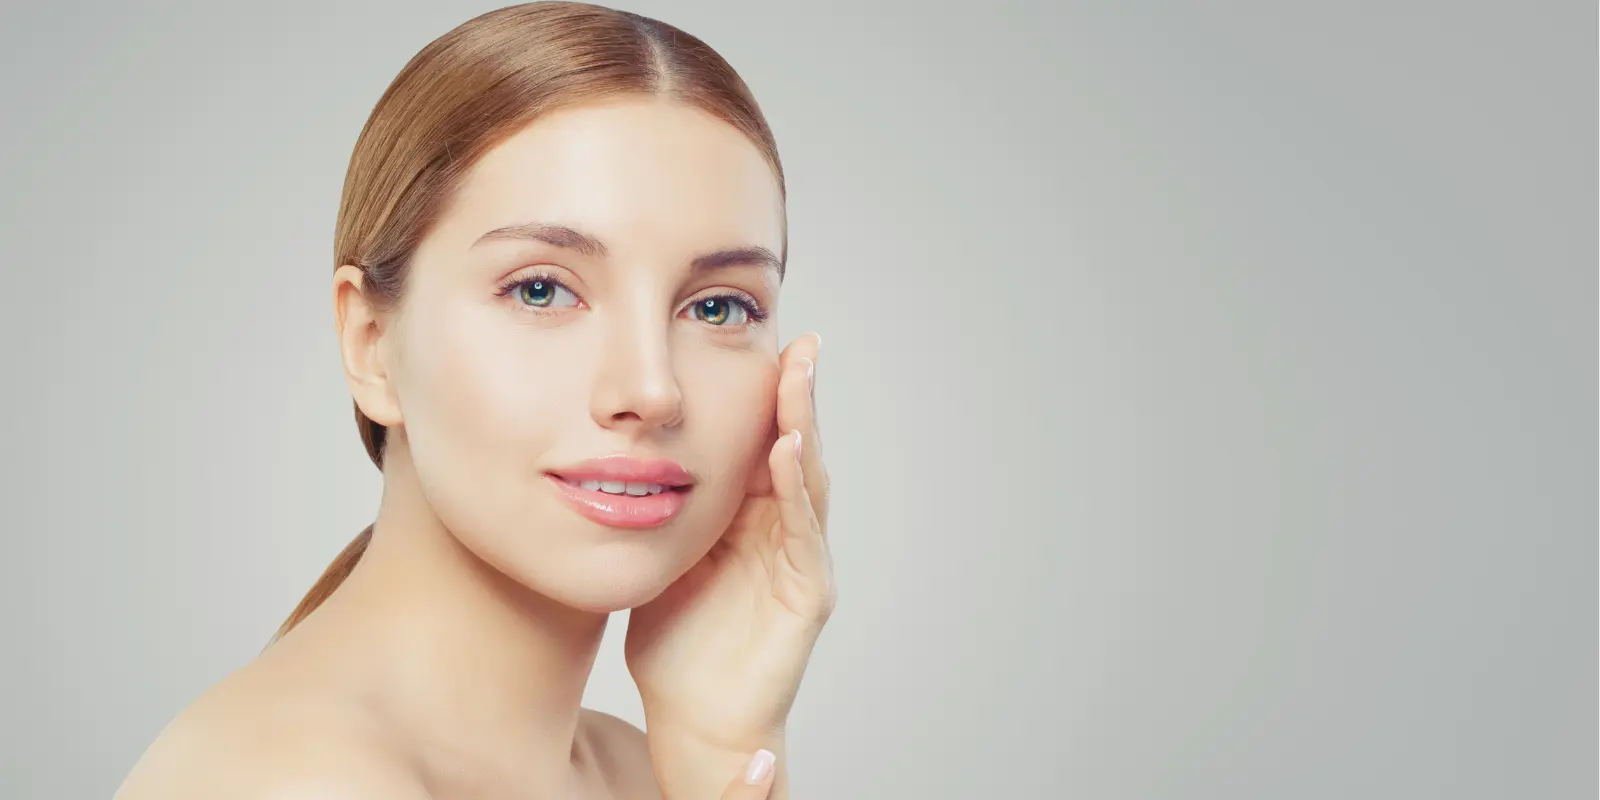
[744,749,776,784]
[801,356,815,393]
[792,429,803,461]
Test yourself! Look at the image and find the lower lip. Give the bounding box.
[544,474,690,529]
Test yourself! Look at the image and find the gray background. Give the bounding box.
[0,1,1593,797]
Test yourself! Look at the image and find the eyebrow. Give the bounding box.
[472,221,784,279]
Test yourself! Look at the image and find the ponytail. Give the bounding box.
[269,403,385,645]
[269,524,373,644]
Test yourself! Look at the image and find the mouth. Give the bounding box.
[544,457,694,529]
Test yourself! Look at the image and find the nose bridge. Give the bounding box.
[589,302,682,431]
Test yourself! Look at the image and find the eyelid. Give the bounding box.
[687,286,759,307]
[497,263,575,287]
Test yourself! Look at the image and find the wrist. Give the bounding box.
[647,726,789,800]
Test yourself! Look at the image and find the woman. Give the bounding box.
[114,3,834,798]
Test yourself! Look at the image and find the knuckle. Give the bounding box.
[818,586,838,620]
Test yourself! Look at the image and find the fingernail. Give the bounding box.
[791,429,803,461]
[800,356,815,393]
[744,749,776,784]
[810,331,822,352]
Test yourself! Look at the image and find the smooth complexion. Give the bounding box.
[114,95,833,799]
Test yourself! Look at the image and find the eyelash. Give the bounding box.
[492,268,771,325]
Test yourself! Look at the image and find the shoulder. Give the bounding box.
[578,708,660,799]
[115,668,428,800]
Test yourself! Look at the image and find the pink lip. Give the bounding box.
[548,456,694,487]
[545,456,694,529]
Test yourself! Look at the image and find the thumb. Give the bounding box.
[720,749,777,800]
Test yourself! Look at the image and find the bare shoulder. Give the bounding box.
[578,708,660,799]
[115,664,428,800]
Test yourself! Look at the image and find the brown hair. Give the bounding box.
[270,1,785,643]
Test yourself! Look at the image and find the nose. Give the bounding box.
[588,314,684,433]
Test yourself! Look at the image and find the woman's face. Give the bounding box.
[385,97,785,612]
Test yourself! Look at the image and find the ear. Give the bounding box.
[334,264,403,428]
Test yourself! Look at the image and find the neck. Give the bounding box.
[280,438,608,793]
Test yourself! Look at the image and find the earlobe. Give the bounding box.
[333,264,403,428]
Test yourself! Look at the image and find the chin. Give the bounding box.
[543,575,674,615]
[502,543,698,614]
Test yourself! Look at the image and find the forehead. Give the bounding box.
[432,96,784,261]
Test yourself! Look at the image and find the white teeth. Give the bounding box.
[578,479,666,496]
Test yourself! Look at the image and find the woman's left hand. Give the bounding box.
[624,332,834,799]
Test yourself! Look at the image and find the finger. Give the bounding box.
[745,433,776,498]
[768,429,830,585]
[721,750,776,799]
[776,333,829,529]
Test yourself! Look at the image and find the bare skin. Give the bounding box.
[116,472,662,798]
[115,97,832,799]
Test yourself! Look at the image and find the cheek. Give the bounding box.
[393,304,580,491]
[683,351,780,480]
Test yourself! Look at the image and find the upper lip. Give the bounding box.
[547,455,695,487]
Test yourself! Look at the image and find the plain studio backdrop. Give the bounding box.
[0,1,1592,797]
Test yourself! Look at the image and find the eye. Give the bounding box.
[513,277,580,309]
[689,296,751,326]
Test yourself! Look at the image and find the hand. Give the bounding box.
[624,333,834,798]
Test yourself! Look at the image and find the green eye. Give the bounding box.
[515,278,578,308]
[692,297,749,326]
[520,280,553,306]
